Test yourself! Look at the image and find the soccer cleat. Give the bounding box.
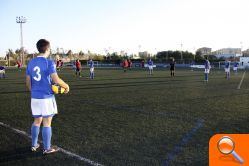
[43,146,59,155]
[31,144,40,152]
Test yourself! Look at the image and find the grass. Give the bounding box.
[0,67,248,166]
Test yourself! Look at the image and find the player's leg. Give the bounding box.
[225,70,228,79]
[90,68,92,79]
[75,69,78,76]
[42,116,52,151]
[90,68,94,79]
[89,70,92,79]
[42,116,58,154]
[41,97,58,154]
[31,117,42,151]
[31,99,43,151]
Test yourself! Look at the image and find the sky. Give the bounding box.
[0,0,249,57]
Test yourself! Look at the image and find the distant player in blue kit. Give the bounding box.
[233,61,239,74]
[26,39,69,154]
[0,66,6,79]
[224,59,231,79]
[204,58,211,82]
[89,59,94,79]
[148,58,153,75]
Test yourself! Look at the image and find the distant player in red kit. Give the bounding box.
[141,60,145,68]
[123,59,128,72]
[128,59,132,70]
[56,59,61,71]
[60,60,63,69]
[75,59,82,77]
[16,61,22,71]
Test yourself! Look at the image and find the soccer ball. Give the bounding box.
[52,84,65,94]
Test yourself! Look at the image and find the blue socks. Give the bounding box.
[31,125,40,147]
[205,73,208,81]
[90,72,94,79]
[31,125,52,150]
[42,127,52,150]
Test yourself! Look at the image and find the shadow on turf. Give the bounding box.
[78,98,198,121]
[71,79,205,91]
[71,78,240,92]
[65,73,204,83]
[0,147,42,163]
[0,90,28,95]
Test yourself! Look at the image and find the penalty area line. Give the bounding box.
[237,71,246,90]
[0,122,103,166]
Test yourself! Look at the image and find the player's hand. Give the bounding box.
[64,84,70,94]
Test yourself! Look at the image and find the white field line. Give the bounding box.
[0,122,103,166]
[237,71,246,90]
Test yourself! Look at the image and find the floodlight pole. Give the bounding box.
[180,43,183,63]
[16,16,26,66]
[240,41,243,57]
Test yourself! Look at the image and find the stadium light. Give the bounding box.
[180,43,183,63]
[16,16,27,65]
[240,41,243,57]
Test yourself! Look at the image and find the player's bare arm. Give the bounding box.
[51,73,70,93]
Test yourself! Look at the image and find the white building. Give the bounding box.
[240,57,249,68]
[214,48,242,58]
[196,47,212,56]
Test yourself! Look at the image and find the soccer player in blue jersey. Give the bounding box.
[148,58,153,75]
[224,59,231,79]
[233,61,239,74]
[89,59,94,79]
[0,66,6,79]
[204,58,211,82]
[26,39,69,154]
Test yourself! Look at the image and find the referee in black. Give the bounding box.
[170,58,175,77]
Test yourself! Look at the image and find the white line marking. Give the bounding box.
[0,122,103,166]
[237,71,246,90]
[163,119,204,165]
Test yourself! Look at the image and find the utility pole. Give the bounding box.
[240,41,243,57]
[180,43,183,63]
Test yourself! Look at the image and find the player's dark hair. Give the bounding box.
[36,39,50,53]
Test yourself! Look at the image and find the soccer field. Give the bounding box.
[0,68,249,166]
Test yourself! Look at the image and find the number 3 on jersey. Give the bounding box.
[33,66,41,81]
